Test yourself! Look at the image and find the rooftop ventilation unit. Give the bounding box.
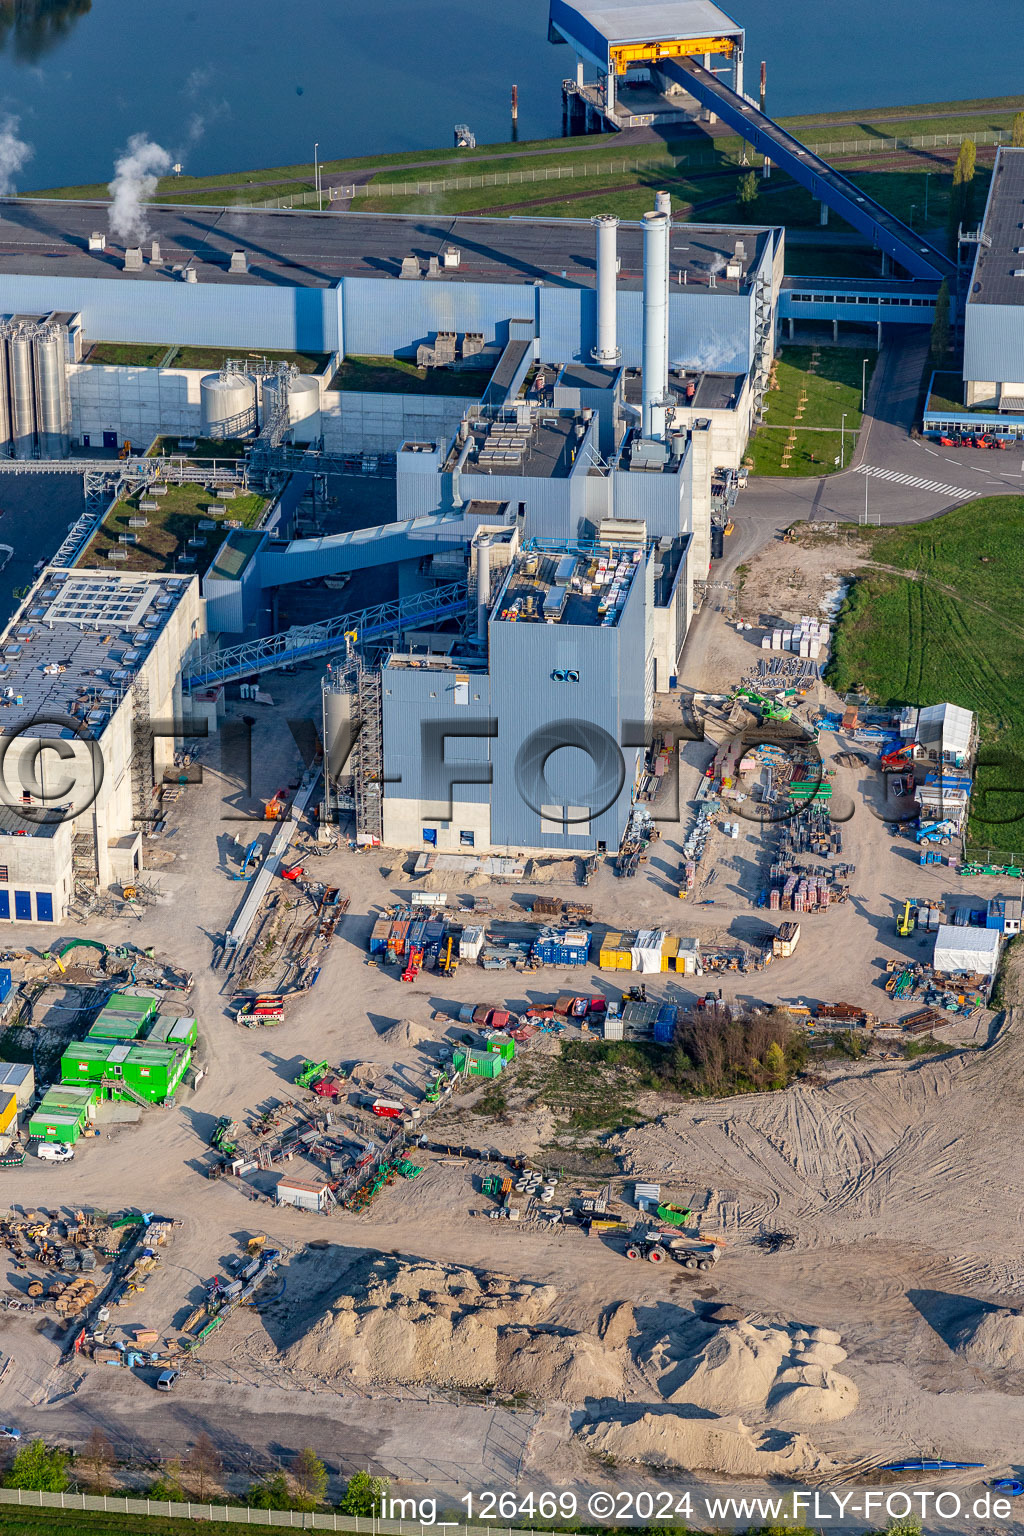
[123,248,144,272]
[88,232,105,252]
[229,250,248,274]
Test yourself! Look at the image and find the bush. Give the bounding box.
[4,1440,69,1492]
[339,1471,389,1517]
[248,1472,295,1510]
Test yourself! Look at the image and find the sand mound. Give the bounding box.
[794,1342,848,1367]
[669,1322,789,1410]
[952,1307,1024,1369]
[766,1366,859,1424]
[502,1330,624,1401]
[581,1412,830,1477]
[380,1017,434,1049]
[640,1315,857,1426]
[283,1254,622,1402]
[599,1301,636,1347]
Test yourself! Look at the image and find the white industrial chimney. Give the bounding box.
[641,209,670,440]
[591,214,620,364]
[476,534,492,643]
[654,190,671,215]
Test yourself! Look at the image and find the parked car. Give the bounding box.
[156,1369,179,1392]
[35,1142,74,1162]
[0,1426,21,1441]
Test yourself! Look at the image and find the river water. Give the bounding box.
[0,0,1019,193]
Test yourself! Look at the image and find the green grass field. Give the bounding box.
[746,428,849,477]
[328,356,493,396]
[81,483,266,577]
[765,347,877,430]
[828,498,1024,857]
[745,348,876,476]
[84,344,330,373]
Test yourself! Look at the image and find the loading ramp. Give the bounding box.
[663,57,954,283]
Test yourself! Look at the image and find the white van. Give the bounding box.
[35,1142,74,1162]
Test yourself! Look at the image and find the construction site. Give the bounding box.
[0,11,1023,1508]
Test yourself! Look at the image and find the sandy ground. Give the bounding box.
[1,523,1022,1511]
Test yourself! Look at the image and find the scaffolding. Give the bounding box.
[354,667,384,844]
[129,673,154,825]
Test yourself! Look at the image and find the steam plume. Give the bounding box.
[107,133,171,246]
[0,116,32,196]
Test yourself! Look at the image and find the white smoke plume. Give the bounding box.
[0,116,33,197]
[107,133,172,246]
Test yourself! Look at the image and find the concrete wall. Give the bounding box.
[321,389,470,455]
[69,363,205,443]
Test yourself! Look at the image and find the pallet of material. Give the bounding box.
[815,1002,878,1027]
[900,1008,949,1034]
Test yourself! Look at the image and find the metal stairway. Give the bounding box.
[184,581,469,690]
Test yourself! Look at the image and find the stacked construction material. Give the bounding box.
[762,615,830,658]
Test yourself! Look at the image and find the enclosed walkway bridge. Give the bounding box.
[663,57,954,282]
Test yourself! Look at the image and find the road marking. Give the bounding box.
[854,465,971,498]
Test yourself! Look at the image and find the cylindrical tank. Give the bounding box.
[286,374,321,445]
[199,370,257,440]
[0,324,13,458]
[33,325,71,458]
[591,214,620,365]
[322,686,353,780]
[8,324,36,460]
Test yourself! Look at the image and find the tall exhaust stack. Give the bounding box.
[641,209,670,440]
[591,214,620,364]
[476,534,491,643]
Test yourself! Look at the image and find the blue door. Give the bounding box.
[0,891,9,920]
[13,890,31,922]
[35,892,53,922]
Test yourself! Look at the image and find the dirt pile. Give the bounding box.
[380,1017,435,1050]
[580,1412,831,1476]
[952,1307,1024,1369]
[283,1254,626,1402]
[641,1315,857,1426]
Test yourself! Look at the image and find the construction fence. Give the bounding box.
[0,1487,550,1536]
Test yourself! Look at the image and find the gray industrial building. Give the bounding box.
[964,148,1024,413]
[378,533,658,854]
[0,570,204,923]
[0,194,783,875]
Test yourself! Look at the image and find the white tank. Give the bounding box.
[199,371,257,440]
[262,371,321,445]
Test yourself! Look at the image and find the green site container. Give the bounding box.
[28,1085,97,1143]
[61,1040,191,1104]
[89,991,158,1041]
[487,1037,516,1061]
[453,1047,504,1079]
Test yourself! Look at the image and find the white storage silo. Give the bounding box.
[287,374,321,444]
[8,322,36,459]
[33,324,71,458]
[199,370,258,440]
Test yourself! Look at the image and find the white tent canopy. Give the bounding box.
[932,924,1000,976]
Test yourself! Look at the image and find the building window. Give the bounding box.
[460,830,475,847]
[0,866,9,882]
